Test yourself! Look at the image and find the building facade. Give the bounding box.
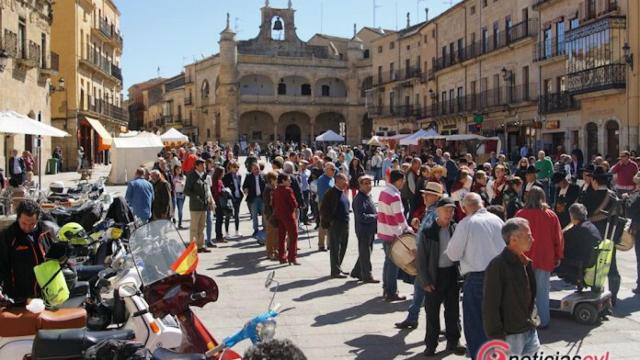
[369,0,639,160]
[131,1,380,146]
[0,0,55,172]
[50,0,126,171]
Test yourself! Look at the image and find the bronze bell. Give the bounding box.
[273,17,284,31]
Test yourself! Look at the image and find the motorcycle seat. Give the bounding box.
[0,308,86,337]
[32,328,134,359]
[153,348,206,360]
[0,308,39,337]
[38,307,87,330]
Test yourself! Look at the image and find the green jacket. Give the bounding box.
[535,157,553,180]
[184,171,209,212]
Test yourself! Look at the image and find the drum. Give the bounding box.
[390,233,417,276]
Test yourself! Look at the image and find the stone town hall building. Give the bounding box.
[129,1,383,146]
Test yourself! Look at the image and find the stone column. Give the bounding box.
[597,121,605,156]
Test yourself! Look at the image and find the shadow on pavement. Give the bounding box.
[611,295,640,317]
[294,281,361,303]
[538,316,593,356]
[345,331,424,359]
[270,277,331,293]
[312,296,410,327]
[206,249,287,277]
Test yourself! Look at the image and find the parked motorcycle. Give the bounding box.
[129,220,242,360]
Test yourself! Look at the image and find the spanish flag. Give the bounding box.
[170,241,199,275]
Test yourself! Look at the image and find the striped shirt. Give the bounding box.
[377,184,409,241]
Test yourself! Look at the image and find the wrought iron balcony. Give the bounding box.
[373,67,423,86]
[534,39,566,62]
[434,19,538,72]
[538,92,579,114]
[566,64,626,95]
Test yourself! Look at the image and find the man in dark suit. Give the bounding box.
[8,150,24,187]
[522,166,544,201]
[552,171,580,228]
[242,162,266,236]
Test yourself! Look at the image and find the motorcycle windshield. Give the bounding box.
[129,220,187,286]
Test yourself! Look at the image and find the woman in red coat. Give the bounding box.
[272,173,299,265]
[516,186,564,329]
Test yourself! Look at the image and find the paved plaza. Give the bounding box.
[45,165,640,359]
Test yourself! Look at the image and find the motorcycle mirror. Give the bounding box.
[265,271,276,289]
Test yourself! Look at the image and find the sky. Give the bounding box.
[116,0,453,94]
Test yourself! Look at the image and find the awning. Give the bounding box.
[85,117,113,148]
[0,111,69,137]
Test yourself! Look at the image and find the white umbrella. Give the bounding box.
[0,110,69,137]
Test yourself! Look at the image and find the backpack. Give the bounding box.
[219,188,234,215]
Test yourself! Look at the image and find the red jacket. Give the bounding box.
[182,154,197,174]
[516,208,564,272]
[272,186,298,222]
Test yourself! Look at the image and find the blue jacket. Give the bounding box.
[125,177,154,221]
[316,175,335,203]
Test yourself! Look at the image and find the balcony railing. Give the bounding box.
[434,19,538,72]
[49,51,59,71]
[81,53,122,82]
[373,67,423,86]
[566,64,626,95]
[534,39,566,62]
[111,63,122,81]
[372,84,539,119]
[83,98,128,123]
[98,18,123,48]
[539,92,579,114]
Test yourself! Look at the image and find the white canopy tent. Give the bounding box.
[108,132,164,185]
[366,136,382,146]
[399,128,440,145]
[0,110,69,189]
[0,111,69,137]
[160,128,189,144]
[315,130,344,142]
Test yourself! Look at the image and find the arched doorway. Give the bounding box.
[586,122,598,162]
[279,111,311,144]
[315,112,345,138]
[285,124,301,145]
[605,120,619,159]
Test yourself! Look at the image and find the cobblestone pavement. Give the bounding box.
[60,163,640,359]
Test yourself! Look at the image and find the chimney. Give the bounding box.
[406,12,411,28]
[425,8,429,21]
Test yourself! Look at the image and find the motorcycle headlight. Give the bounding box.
[257,319,277,342]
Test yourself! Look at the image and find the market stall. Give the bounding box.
[108,132,164,185]
[160,128,189,147]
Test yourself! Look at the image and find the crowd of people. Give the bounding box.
[117,139,640,358]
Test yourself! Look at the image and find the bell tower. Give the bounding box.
[257,0,302,43]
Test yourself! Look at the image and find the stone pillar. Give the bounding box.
[218,15,239,145]
[597,122,605,156]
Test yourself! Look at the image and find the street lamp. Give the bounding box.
[0,49,9,72]
[623,43,634,70]
[49,77,65,93]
